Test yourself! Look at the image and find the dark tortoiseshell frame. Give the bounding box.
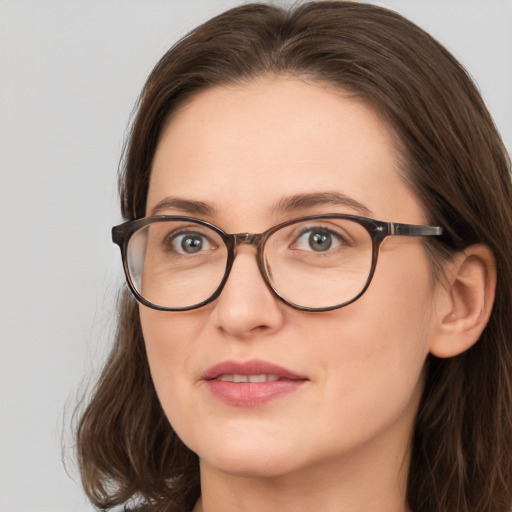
[112,215,442,312]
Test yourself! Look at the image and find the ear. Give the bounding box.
[429,244,496,358]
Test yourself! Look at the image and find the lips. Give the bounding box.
[202,359,308,406]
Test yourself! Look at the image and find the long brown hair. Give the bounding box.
[75,2,512,511]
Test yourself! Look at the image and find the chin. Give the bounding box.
[200,450,299,479]
[190,430,304,478]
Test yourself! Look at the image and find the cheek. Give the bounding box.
[372,253,434,374]
[361,243,435,365]
[139,307,206,425]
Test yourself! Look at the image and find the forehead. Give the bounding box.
[147,76,424,227]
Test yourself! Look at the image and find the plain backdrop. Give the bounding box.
[0,1,511,511]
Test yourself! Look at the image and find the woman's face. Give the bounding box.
[141,76,441,480]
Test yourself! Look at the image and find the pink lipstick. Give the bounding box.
[202,359,308,406]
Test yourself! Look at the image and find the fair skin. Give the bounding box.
[140,76,495,512]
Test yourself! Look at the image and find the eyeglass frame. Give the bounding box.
[112,214,443,313]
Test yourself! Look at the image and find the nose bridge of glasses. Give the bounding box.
[232,232,265,249]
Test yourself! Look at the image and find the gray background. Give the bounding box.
[0,1,511,510]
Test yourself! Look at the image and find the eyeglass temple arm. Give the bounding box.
[387,222,443,237]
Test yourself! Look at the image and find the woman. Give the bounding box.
[76,2,512,511]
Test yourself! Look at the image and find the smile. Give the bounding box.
[203,360,308,406]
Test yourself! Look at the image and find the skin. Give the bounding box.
[141,76,450,512]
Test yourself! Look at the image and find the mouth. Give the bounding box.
[202,359,308,406]
[217,374,282,383]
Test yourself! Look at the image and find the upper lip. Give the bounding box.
[202,359,308,381]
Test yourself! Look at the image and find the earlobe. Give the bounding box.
[429,244,496,359]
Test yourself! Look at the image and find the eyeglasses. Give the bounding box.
[112,215,442,312]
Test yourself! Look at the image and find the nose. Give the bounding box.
[211,244,285,339]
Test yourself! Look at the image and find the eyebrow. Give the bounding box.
[272,192,372,216]
[150,197,215,216]
[150,191,372,218]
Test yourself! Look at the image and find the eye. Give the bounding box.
[293,228,342,252]
[168,231,215,254]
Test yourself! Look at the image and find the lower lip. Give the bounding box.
[205,379,306,406]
